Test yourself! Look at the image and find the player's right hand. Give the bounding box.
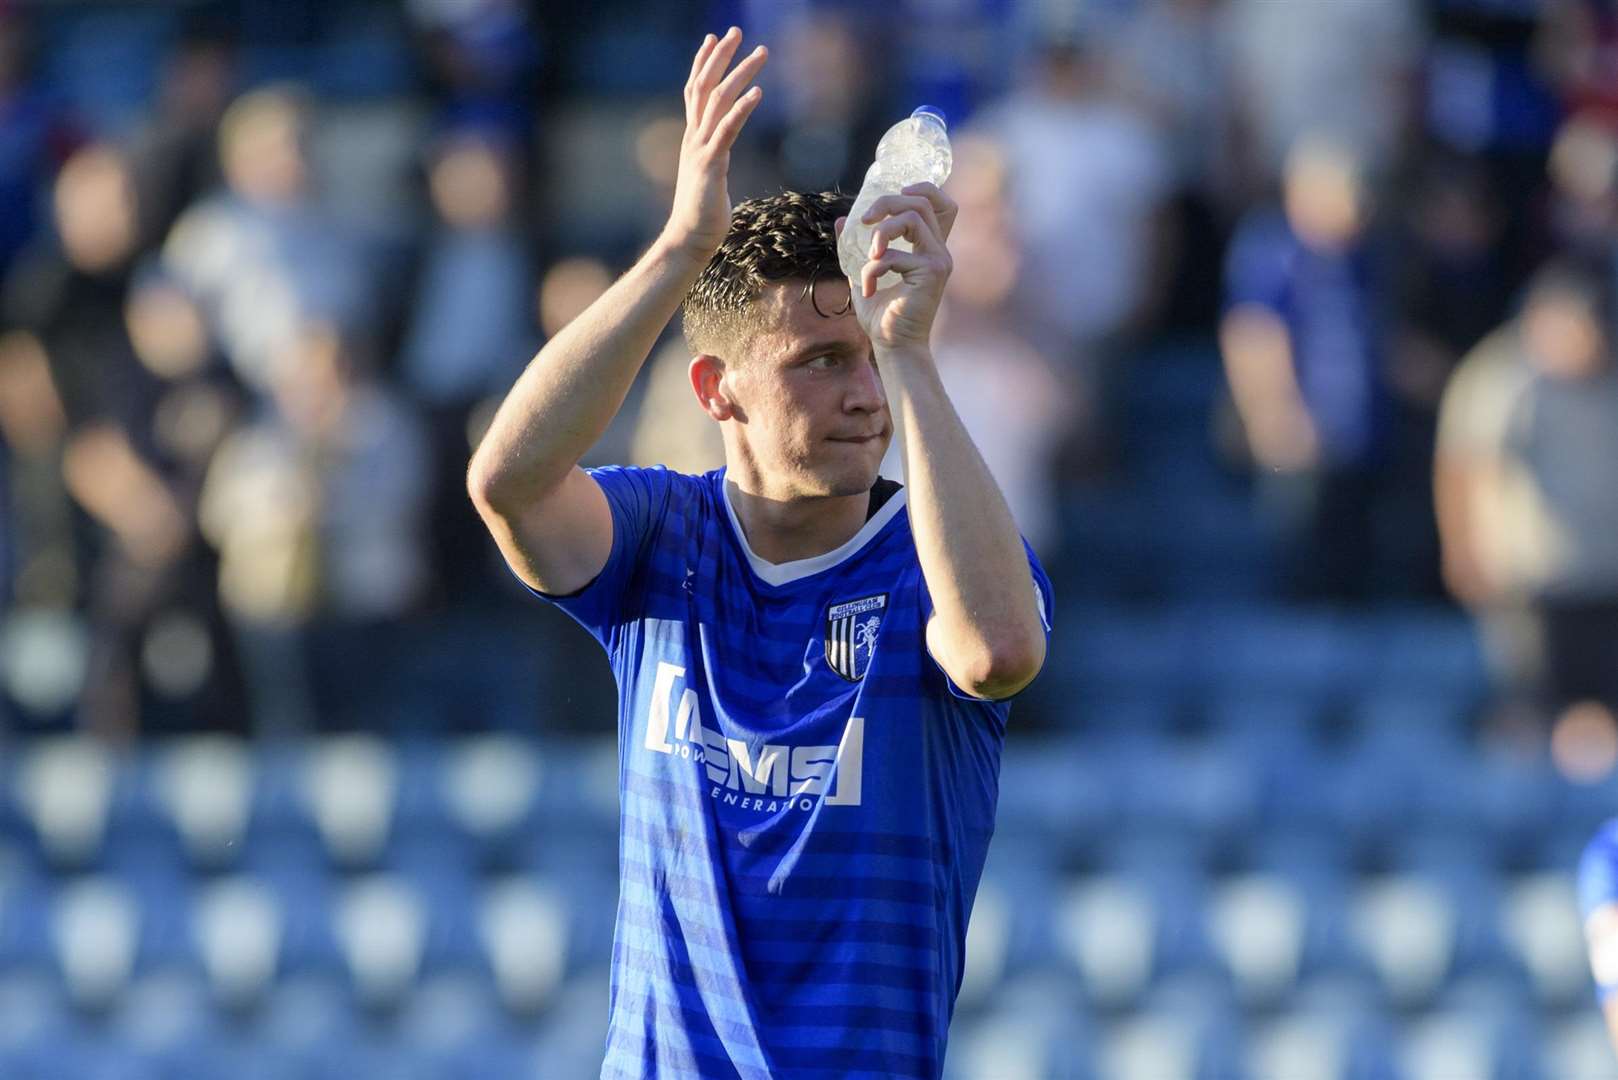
[662,27,766,259]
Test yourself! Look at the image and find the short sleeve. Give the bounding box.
[1223,210,1293,317]
[1436,332,1518,459]
[516,465,683,648]
[919,539,1055,703]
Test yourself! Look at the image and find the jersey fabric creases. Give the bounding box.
[526,465,1053,1080]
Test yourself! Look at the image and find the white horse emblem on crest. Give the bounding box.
[826,594,887,682]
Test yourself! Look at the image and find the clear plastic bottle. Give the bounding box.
[838,106,952,289]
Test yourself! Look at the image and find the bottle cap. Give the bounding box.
[911,105,947,129]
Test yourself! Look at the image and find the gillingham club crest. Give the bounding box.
[826,594,886,682]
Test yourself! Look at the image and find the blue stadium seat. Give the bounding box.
[435,735,545,869]
[1114,734,1259,853]
[1206,872,1308,1009]
[531,967,613,1078]
[1543,1013,1615,1080]
[945,971,1095,1080]
[1350,873,1461,1010]
[301,736,401,871]
[1498,872,1588,1011]
[192,875,284,1009]
[1470,746,1559,867]
[477,875,570,1017]
[1050,607,1194,700]
[386,838,482,977]
[151,737,255,872]
[994,737,1117,861]
[14,737,117,872]
[109,969,219,1076]
[252,973,363,1075]
[1188,606,1374,701]
[1367,610,1489,699]
[1053,873,1159,1009]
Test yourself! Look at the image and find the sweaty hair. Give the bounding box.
[681,190,854,358]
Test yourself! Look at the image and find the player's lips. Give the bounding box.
[827,429,885,444]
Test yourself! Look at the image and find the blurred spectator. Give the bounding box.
[1498,262,1618,717]
[1110,0,1239,332]
[972,27,1172,356]
[897,0,1014,125]
[408,0,539,139]
[1394,154,1513,400]
[200,323,429,731]
[162,84,374,392]
[1226,0,1420,184]
[1423,0,1565,284]
[0,6,77,284]
[0,331,73,611]
[3,145,246,735]
[753,9,889,194]
[126,22,236,252]
[1547,113,1618,270]
[2,144,144,432]
[401,130,535,599]
[1220,136,1392,600]
[601,250,720,474]
[402,132,534,407]
[1437,258,1618,719]
[1381,154,1515,600]
[928,132,1073,556]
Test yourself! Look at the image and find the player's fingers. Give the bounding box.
[694,26,743,102]
[701,45,768,140]
[709,84,764,153]
[834,216,847,237]
[685,33,717,104]
[859,249,927,297]
[900,182,958,240]
[866,207,939,258]
[861,195,941,244]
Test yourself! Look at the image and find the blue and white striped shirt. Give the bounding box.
[531,465,1052,1079]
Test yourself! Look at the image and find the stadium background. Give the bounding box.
[2,0,1618,1075]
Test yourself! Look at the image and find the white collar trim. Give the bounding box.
[721,479,907,586]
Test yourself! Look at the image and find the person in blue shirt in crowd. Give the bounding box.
[1581,819,1618,1055]
[466,27,1052,1080]
[1220,135,1392,601]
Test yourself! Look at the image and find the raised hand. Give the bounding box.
[662,27,767,259]
[836,182,958,353]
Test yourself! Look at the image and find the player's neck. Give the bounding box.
[723,478,872,566]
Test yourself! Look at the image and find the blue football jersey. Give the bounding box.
[528,465,1053,1080]
[1580,818,1618,1003]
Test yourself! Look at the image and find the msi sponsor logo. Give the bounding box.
[644,661,864,809]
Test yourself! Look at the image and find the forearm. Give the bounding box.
[879,346,1045,696]
[469,234,707,505]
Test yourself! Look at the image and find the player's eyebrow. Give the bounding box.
[788,339,859,364]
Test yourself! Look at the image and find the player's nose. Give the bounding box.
[844,353,886,414]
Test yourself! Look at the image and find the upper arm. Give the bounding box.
[470,465,614,597]
[924,555,1053,703]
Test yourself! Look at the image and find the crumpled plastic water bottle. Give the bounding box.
[838,106,952,290]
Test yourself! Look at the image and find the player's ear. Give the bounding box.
[690,353,734,421]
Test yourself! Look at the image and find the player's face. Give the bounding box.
[727,279,891,498]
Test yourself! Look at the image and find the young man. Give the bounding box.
[468,27,1051,1079]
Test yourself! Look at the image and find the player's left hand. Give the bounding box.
[836,182,957,354]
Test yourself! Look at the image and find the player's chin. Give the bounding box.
[813,458,883,497]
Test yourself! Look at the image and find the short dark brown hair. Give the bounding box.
[681,190,853,358]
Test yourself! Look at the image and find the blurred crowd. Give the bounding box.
[2,0,1618,743]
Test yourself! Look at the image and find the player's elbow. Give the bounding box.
[466,454,545,520]
[959,629,1047,701]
